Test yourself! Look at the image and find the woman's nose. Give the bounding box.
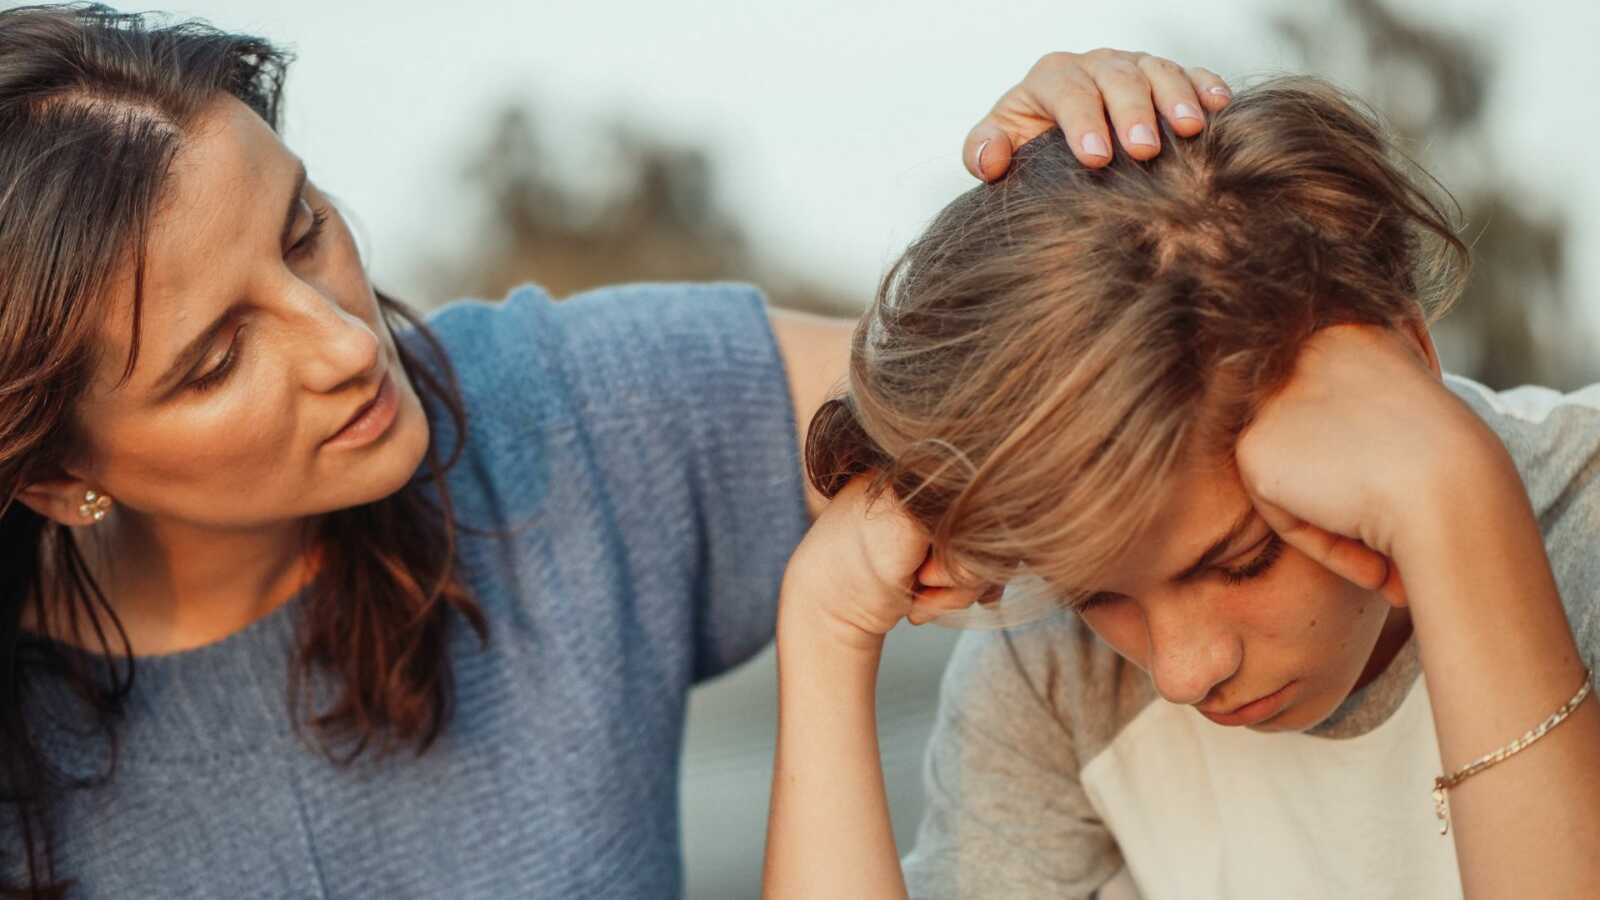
[290,285,383,392]
[1144,600,1242,706]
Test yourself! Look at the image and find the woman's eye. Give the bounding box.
[290,204,330,257]
[189,329,244,394]
[1217,533,1286,585]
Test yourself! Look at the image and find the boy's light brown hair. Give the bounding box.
[806,76,1470,598]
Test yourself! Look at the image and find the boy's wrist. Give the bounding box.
[777,590,889,660]
[1392,424,1534,596]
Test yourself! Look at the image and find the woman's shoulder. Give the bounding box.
[410,280,777,430]
[401,283,569,436]
[400,280,805,681]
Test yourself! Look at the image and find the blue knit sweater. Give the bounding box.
[19,282,810,898]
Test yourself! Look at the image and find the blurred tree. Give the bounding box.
[422,103,853,316]
[1276,0,1595,390]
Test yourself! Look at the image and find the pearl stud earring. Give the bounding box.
[78,489,112,523]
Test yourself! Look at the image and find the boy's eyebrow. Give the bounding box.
[1170,504,1258,583]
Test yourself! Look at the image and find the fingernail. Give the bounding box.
[974,138,992,175]
[1208,85,1232,99]
[1080,132,1109,159]
[1128,123,1158,148]
[1174,102,1203,122]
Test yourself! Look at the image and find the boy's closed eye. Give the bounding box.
[1072,531,1288,613]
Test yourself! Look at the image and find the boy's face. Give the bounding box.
[1074,452,1410,732]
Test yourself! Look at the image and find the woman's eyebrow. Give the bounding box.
[1170,504,1258,583]
[151,301,243,395]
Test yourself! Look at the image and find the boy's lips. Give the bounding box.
[1197,680,1297,727]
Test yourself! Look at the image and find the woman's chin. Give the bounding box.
[323,383,432,507]
[376,386,433,488]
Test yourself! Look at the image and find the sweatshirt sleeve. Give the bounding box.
[903,622,1126,899]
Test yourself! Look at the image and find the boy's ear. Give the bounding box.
[1398,316,1443,379]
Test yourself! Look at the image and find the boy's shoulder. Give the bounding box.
[1444,373,1600,663]
[945,610,1159,772]
[1442,374,1600,512]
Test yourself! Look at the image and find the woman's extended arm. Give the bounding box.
[1237,324,1600,898]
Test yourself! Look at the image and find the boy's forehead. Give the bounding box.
[1102,461,1252,585]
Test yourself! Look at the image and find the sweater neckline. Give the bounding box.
[31,586,311,771]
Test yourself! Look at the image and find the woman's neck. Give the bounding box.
[34,510,321,656]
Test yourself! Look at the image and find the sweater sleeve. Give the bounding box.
[545,281,810,680]
[420,281,809,682]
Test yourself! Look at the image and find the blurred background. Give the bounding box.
[158,0,1600,895]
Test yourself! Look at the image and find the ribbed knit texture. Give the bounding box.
[16,282,810,898]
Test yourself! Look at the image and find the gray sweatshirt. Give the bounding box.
[902,374,1600,900]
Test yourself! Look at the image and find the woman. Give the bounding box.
[0,3,1230,896]
[764,77,1600,899]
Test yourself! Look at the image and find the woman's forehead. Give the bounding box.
[145,98,295,303]
[95,96,300,389]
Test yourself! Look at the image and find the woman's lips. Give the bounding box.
[1198,680,1297,727]
[323,371,398,449]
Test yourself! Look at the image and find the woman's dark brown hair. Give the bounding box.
[806,76,1471,601]
[0,5,493,895]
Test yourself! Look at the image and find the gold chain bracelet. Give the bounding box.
[1431,666,1593,835]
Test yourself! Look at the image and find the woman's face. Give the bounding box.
[56,94,430,530]
[1072,452,1405,732]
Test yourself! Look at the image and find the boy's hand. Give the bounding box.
[1235,324,1508,608]
[780,477,991,651]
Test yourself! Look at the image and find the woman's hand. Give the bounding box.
[780,476,992,651]
[1234,322,1505,606]
[777,50,1229,519]
[965,48,1232,180]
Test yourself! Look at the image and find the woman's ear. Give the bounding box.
[1397,315,1443,380]
[14,476,108,528]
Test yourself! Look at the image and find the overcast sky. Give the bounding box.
[152,0,1600,342]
